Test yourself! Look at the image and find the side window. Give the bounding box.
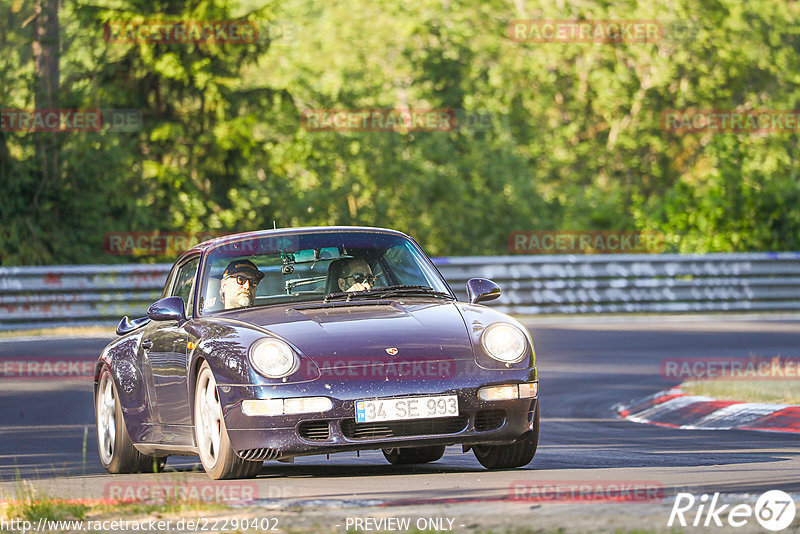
[170,257,200,315]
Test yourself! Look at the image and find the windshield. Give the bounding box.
[198,231,451,314]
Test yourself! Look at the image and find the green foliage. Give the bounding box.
[1,0,800,264]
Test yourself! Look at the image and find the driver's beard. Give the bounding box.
[224,290,254,309]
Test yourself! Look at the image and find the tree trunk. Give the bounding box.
[32,0,60,212]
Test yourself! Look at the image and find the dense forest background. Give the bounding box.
[2,0,800,265]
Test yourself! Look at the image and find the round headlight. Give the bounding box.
[481,323,527,363]
[249,338,299,378]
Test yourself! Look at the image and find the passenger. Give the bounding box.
[337,258,376,292]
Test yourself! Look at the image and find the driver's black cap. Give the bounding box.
[222,259,265,281]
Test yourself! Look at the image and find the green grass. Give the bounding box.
[1,474,228,525]
[683,380,800,404]
[3,481,88,523]
[2,498,229,524]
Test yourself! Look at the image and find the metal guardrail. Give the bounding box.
[1,252,799,330]
[436,252,800,314]
[0,264,169,331]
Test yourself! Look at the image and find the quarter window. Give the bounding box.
[171,257,200,315]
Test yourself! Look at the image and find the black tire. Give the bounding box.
[194,362,262,480]
[473,402,539,469]
[96,366,167,474]
[382,445,446,465]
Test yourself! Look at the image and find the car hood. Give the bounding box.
[211,300,474,363]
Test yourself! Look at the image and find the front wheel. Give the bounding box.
[96,366,166,473]
[473,402,539,469]
[194,362,262,480]
[382,445,446,465]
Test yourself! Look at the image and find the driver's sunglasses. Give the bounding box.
[228,275,259,287]
[345,273,375,285]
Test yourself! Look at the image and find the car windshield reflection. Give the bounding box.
[199,231,451,314]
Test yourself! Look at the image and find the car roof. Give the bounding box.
[186,226,413,254]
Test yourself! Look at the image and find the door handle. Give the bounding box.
[142,339,153,350]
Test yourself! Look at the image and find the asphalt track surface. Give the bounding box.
[1,316,799,531]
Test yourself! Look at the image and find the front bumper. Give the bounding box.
[219,372,537,460]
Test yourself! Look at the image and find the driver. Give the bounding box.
[337,258,375,292]
[220,259,264,309]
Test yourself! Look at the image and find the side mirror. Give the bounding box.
[466,278,501,304]
[116,315,151,336]
[147,296,186,322]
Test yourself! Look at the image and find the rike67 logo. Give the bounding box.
[668,490,796,531]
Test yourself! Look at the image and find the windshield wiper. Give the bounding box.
[372,285,454,299]
[323,285,454,302]
[323,291,360,302]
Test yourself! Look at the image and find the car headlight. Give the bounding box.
[249,338,299,378]
[481,323,527,363]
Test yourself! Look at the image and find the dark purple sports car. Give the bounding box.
[94,227,539,479]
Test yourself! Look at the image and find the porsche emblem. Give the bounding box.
[385,347,398,355]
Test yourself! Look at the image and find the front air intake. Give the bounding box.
[298,420,331,441]
[474,409,506,431]
[340,416,469,439]
[238,448,281,461]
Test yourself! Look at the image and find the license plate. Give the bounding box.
[355,395,459,423]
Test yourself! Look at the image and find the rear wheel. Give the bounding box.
[96,366,166,473]
[382,445,446,465]
[194,362,262,480]
[473,402,539,469]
